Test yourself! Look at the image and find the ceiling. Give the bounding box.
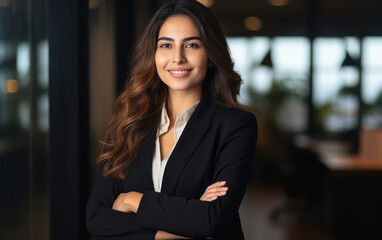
[184,0,382,37]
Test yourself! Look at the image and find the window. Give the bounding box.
[227,36,381,136]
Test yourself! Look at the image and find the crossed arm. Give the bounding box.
[87,112,257,239]
[112,181,228,239]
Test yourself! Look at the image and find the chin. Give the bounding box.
[166,83,191,91]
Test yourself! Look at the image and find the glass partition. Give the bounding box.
[227,36,309,134]
[313,37,361,134]
[362,37,382,129]
[0,0,49,239]
[227,36,380,137]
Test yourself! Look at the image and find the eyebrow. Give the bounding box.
[157,36,202,42]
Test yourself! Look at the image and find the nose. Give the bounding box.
[172,47,186,64]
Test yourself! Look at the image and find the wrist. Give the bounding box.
[125,191,143,213]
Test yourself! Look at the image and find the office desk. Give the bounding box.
[320,153,382,175]
[292,136,382,236]
[318,153,382,236]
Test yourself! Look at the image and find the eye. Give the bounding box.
[159,43,172,48]
[185,43,199,48]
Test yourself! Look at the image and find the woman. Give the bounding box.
[86,0,257,239]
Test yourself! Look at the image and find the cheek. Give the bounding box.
[154,53,160,69]
[155,53,167,80]
[155,51,166,67]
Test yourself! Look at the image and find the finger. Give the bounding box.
[204,186,228,194]
[207,181,226,188]
[205,196,217,202]
[204,192,227,202]
[201,182,228,201]
[206,181,226,190]
[203,190,227,200]
[202,189,228,200]
[214,181,227,187]
[201,191,222,201]
[206,190,227,197]
[202,195,217,202]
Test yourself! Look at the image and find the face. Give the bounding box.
[155,14,209,95]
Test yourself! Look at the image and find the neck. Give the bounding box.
[166,90,202,121]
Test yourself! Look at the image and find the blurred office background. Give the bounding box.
[0,0,381,239]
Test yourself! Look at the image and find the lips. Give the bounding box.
[167,68,192,78]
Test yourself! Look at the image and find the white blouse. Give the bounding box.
[152,101,199,192]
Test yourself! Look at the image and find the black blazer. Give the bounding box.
[86,96,257,240]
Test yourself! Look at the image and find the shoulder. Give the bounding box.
[209,103,258,151]
[213,103,257,126]
[194,95,257,131]
[209,102,257,137]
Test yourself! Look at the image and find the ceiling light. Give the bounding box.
[89,0,100,9]
[0,0,11,7]
[244,16,263,31]
[5,79,19,93]
[268,0,290,7]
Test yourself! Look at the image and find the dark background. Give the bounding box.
[0,0,381,239]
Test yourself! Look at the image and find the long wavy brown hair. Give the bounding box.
[99,0,246,179]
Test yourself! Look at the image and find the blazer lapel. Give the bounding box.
[161,96,216,195]
[137,131,156,191]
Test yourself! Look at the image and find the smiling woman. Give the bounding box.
[86,0,257,239]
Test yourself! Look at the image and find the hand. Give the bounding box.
[200,181,228,202]
[155,230,191,239]
[112,191,143,213]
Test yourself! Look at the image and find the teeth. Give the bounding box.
[170,70,189,74]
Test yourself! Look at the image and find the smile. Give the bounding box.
[167,69,192,78]
[170,70,189,74]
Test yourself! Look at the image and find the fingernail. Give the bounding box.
[222,187,228,191]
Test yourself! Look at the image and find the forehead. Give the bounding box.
[158,14,200,38]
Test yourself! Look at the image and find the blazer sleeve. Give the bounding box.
[86,166,157,240]
[136,112,257,239]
